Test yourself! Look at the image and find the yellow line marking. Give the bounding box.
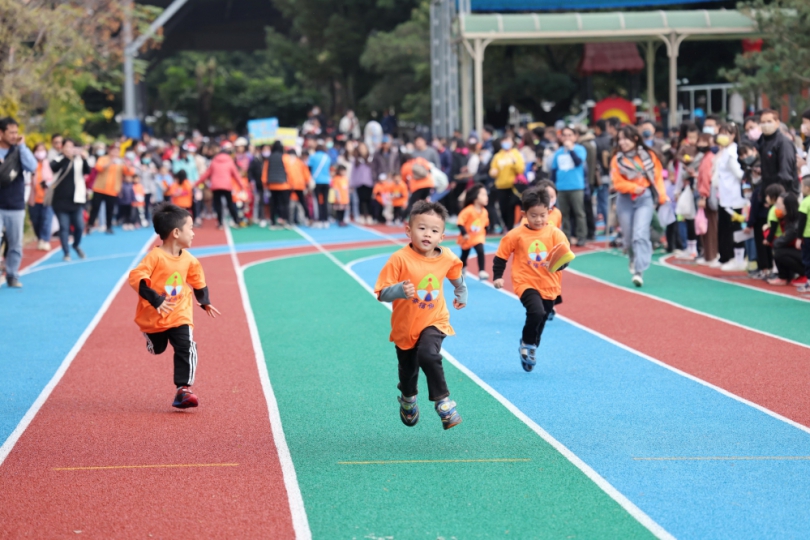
[338,458,531,465]
[633,456,810,462]
[52,463,239,471]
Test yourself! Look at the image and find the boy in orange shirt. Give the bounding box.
[493,187,574,372]
[164,170,194,213]
[128,203,220,409]
[456,183,490,280]
[374,201,468,430]
[519,180,562,229]
[331,164,350,227]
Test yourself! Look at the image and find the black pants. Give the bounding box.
[665,223,681,252]
[356,185,373,218]
[584,188,596,239]
[803,238,810,279]
[497,188,517,231]
[461,243,486,273]
[144,324,197,387]
[118,204,133,225]
[314,184,330,222]
[520,289,557,346]
[754,215,772,271]
[144,193,153,222]
[88,192,117,231]
[774,247,804,281]
[291,190,308,223]
[395,326,449,401]
[212,189,241,227]
[718,207,743,263]
[270,189,290,224]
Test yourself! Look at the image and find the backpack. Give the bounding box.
[430,164,449,192]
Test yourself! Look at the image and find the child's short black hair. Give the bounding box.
[521,186,551,211]
[463,183,486,207]
[536,179,557,195]
[174,169,187,182]
[764,183,785,203]
[409,200,449,222]
[336,164,347,174]
[153,202,192,240]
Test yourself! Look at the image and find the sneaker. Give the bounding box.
[5,277,22,288]
[74,246,86,259]
[62,255,71,262]
[397,395,419,427]
[259,220,267,228]
[519,340,537,372]
[695,256,707,265]
[675,251,696,261]
[720,259,747,272]
[435,398,462,430]
[797,283,810,293]
[172,386,198,409]
[792,276,808,285]
[708,258,722,269]
[632,273,643,287]
[478,270,489,281]
[547,308,555,322]
[105,229,114,235]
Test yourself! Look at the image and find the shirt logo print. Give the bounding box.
[165,271,184,297]
[412,273,440,309]
[527,239,548,269]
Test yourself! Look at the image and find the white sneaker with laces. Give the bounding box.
[479,270,489,281]
[720,259,747,272]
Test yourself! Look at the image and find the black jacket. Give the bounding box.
[757,131,798,193]
[49,156,91,212]
[265,153,287,185]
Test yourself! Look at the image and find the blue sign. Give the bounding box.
[247,117,279,144]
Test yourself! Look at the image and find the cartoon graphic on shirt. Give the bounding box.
[470,219,483,233]
[528,240,548,264]
[413,273,441,309]
[165,271,184,298]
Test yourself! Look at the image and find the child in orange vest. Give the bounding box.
[493,187,574,372]
[165,170,194,213]
[456,183,490,279]
[331,164,350,227]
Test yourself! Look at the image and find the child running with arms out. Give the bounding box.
[374,201,468,430]
[456,183,490,280]
[492,187,574,372]
[128,203,221,409]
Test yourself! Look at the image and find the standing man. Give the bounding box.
[593,119,613,232]
[551,126,588,246]
[758,109,798,194]
[412,135,441,168]
[577,125,598,241]
[47,134,64,162]
[0,117,37,288]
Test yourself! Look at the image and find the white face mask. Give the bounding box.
[703,126,716,135]
[262,151,271,158]
[34,150,47,160]
[760,121,778,136]
[501,141,513,150]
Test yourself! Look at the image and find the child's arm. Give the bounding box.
[492,233,516,289]
[375,256,414,301]
[128,253,175,315]
[188,259,220,317]
[447,260,467,308]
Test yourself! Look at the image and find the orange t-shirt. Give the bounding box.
[132,183,145,208]
[391,180,409,208]
[401,157,434,192]
[375,245,463,350]
[331,174,349,205]
[165,179,193,209]
[33,163,46,204]
[287,157,310,191]
[93,156,132,196]
[128,248,207,333]
[457,205,489,250]
[373,182,387,205]
[520,206,562,229]
[495,224,569,300]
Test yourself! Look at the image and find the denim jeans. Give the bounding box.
[596,184,610,226]
[0,209,25,280]
[616,190,654,274]
[56,208,84,256]
[28,203,53,241]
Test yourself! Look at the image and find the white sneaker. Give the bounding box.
[632,273,644,287]
[695,257,707,265]
[720,259,747,272]
[479,271,490,281]
[259,220,267,228]
[708,257,722,269]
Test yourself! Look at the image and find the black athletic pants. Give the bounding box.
[460,243,486,273]
[774,247,804,281]
[212,189,241,227]
[520,289,557,346]
[356,185,373,218]
[314,184,330,222]
[270,189,290,224]
[144,324,197,388]
[497,188,517,231]
[88,192,117,231]
[396,326,449,402]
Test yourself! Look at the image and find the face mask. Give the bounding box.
[696,146,710,153]
[126,151,136,161]
[747,127,762,141]
[710,145,720,154]
[501,141,513,150]
[96,150,105,157]
[262,151,271,158]
[34,150,47,160]
[326,141,334,149]
[142,158,151,165]
[742,155,757,165]
[703,126,716,135]
[641,129,653,139]
[716,134,731,147]
[760,121,778,136]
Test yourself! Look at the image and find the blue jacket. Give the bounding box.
[551,145,586,192]
[308,152,332,185]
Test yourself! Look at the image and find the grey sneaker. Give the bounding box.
[6,277,22,288]
[519,340,537,372]
[435,398,462,430]
[74,246,86,259]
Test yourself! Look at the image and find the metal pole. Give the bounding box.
[461,46,472,138]
[645,41,655,119]
[430,0,442,137]
[474,39,485,137]
[123,0,135,121]
[667,33,679,130]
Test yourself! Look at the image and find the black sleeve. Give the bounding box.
[766,221,777,245]
[492,256,508,280]
[798,213,808,240]
[139,279,165,309]
[82,159,91,175]
[193,286,210,307]
[778,137,798,190]
[457,224,468,236]
[569,149,583,167]
[774,223,799,249]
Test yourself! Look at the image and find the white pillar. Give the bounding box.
[645,41,656,119]
[473,39,485,137]
[461,45,472,138]
[123,0,135,120]
[666,33,685,129]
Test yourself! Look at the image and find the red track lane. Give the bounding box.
[0,252,295,537]
[482,252,810,428]
[191,218,231,247]
[18,239,54,272]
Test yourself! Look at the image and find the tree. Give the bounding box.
[722,0,810,116]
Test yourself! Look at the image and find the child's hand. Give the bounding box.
[203,304,221,318]
[493,278,504,289]
[156,297,176,316]
[462,234,470,241]
[402,280,415,298]
[453,299,466,309]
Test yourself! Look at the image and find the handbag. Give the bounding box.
[694,207,708,235]
[675,185,696,219]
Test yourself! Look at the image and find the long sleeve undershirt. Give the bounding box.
[378,275,468,305]
[138,279,210,309]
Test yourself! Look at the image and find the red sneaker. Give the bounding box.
[792,276,808,285]
[172,386,198,409]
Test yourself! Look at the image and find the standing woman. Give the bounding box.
[28,143,54,250]
[264,141,291,228]
[713,122,748,272]
[46,139,91,261]
[611,125,667,287]
[350,142,374,224]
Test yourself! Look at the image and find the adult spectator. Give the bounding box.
[481,125,495,152]
[47,134,64,162]
[593,119,613,230]
[640,120,670,168]
[28,142,54,251]
[263,141,292,228]
[371,135,401,183]
[434,138,453,179]
[489,136,525,231]
[308,143,332,227]
[339,109,361,140]
[703,114,721,136]
[47,139,91,261]
[0,117,37,288]
[550,127,588,245]
[758,108,798,193]
[610,125,666,287]
[198,143,244,230]
[743,114,762,146]
[350,142,374,224]
[88,142,130,235]
[364,113,383,153]
[412,135,441,168]
[381,107,398,137]
[248,144,272,226]
[695,133,719,266]
[577,125,597,240]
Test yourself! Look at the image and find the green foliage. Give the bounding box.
[722,0,810,117]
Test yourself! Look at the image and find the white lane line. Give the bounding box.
[21,247,61,273]
[225,228,311,540]
[23,253,138,274]
[293,226,674,540]
[463,272,810,437]
[0,234,157,466]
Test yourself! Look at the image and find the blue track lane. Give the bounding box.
[351,253,810,540]
[0,229,153,448]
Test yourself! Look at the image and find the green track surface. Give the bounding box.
[571,250,809,346]
[245,253,654,539]
[231,225,303,244]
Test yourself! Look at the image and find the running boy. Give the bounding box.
[374,201,468,430]
[493,187,574,372]
[457,183,490,279]
[128,203,220,408]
